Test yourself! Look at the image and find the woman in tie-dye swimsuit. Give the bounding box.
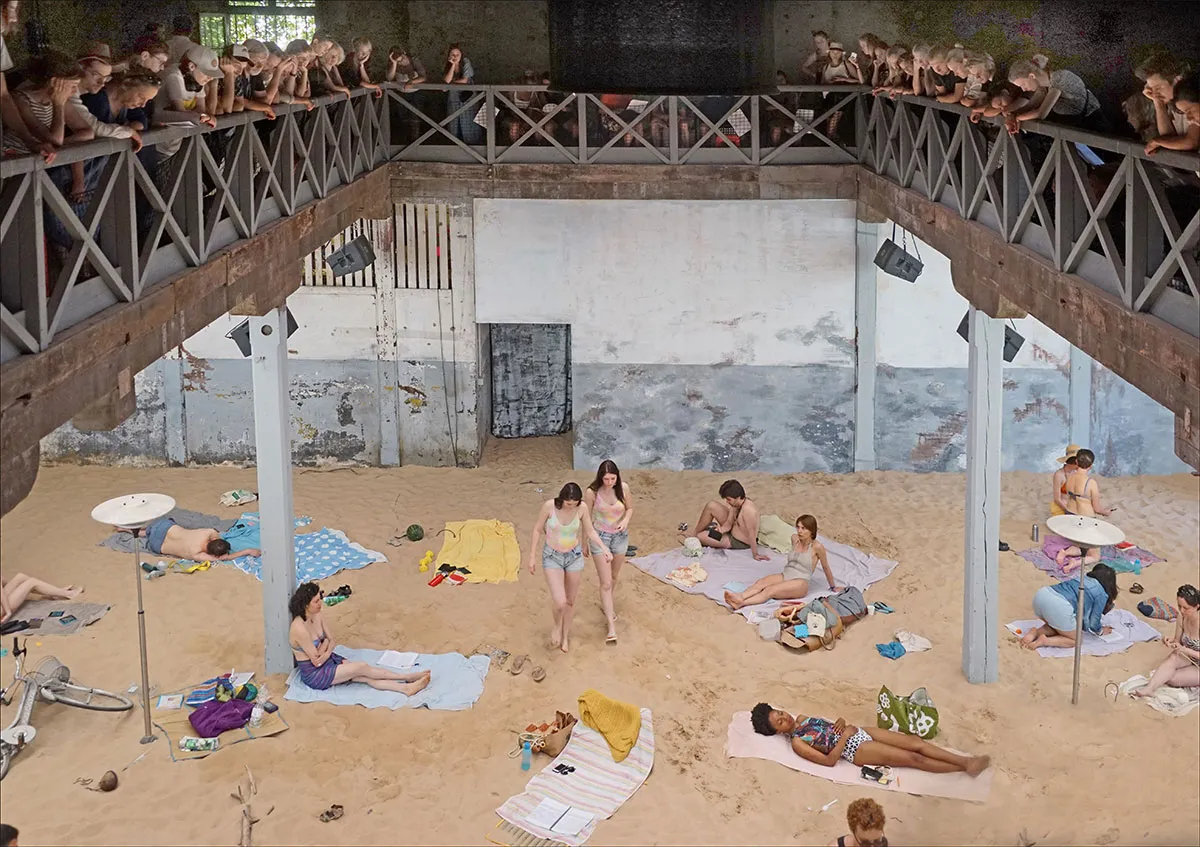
[585,460,634,645]
[529,483,612,653]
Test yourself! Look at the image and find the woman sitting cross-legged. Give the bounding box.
[289,582,431,694]
[1132,583,1200,698]
[751,703,991,776]
[725,515,839,610]
[1021,564,1118,649]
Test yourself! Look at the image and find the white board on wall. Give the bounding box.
[473,199,857,367]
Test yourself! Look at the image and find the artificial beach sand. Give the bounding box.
[1,434,1197,846]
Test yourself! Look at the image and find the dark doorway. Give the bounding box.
[490,324,572,438]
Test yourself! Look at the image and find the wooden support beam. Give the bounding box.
[72,368,135,431]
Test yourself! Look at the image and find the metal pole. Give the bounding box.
[1070,546,1089,705]
[132,531,155,743]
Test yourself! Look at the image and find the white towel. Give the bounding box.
[1006,608,1160,658]
[1118,674,1200,717]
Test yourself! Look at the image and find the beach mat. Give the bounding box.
[436,519,521,583]
[497,708,655,846]
[725,711,993,803]
[284,647,489,710]
[153,685,289,761]
[1017,542,1162,581]
[632,538,898,621]
[1118,675,1200,717]
[12,600,110,635]
[1006,608,1160,657]
[220,513,385,583]
[98,509,236,554]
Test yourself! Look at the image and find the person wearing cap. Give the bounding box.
[820,42,860,84]
[1049,444,1079,517]
[166,14,198,65]
[153,43,218,162]
[214,44,275,119]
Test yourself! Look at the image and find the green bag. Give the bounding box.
[876,685,939,739]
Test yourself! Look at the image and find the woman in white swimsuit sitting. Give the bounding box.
[725,515,838,610]
[528,483,611,653]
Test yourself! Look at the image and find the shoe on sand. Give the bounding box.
[531,666,546,682]
[510,655,528,675]
[319,804,344,822]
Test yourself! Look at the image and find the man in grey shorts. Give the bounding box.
[683,479,770,561]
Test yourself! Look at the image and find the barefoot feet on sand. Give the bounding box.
[966,755,991,777]
[724,590,745,610]
[64,585,85,599]
[550,628,562,649]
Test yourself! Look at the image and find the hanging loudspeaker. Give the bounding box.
[325,234,376,277]
[226,308,299,358]
[873,238,924,282]
[956,312,1026,363]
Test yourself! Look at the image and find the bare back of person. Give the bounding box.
[161,525,224,560]
[1063,468,1097,517]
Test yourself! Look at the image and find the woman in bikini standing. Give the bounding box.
[529,483,612,653]
[1055,448,1113,573]
[1133,584,1200,698]
[584,460,633,644]
[288,582,430,694]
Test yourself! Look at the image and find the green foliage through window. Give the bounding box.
[198,12,316,50]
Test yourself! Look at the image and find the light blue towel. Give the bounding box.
[221,512,312,553]
[221,513,387,583]
[283,647,490,711]
[723,581,747,593]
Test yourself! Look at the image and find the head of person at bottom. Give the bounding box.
[554,482,583,509]
[288,581,323,621]
[1087,563,1119,613]
[1177,584,1199,616]
[796,514,818,542]
[0,824,18,847]
[719,479,746,507]
[206,537,231,558]
[1074,448,1096,470]
[838,798,887,847]
[750,702,796,735]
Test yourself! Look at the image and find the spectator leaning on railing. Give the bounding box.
[1005,54,1109,134]
[1,0,57,161]
[341,37,383,98]
[1136,55,1200,155]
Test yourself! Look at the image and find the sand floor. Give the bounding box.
[1,435,1197,846]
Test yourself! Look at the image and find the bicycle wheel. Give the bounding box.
[0,742,12,781]
[42,683,133,712]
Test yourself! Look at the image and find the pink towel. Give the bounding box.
[725,711,993,803]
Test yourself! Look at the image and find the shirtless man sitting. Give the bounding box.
[683,479,770,561]
[134,516,259,561]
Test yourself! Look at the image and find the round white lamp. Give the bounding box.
[91,493,176,743]
[1045,514,1125,705]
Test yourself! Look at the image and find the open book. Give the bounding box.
[378,650,418,670]
[525,798,594,836]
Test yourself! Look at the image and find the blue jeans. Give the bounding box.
[144,517,176,555]
[542,544,584,573]
[589,529,629,556]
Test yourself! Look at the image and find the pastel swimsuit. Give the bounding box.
[543,508,584,573]
[783,545,815,582]
[791,717,872,764]
[589,490,629,557]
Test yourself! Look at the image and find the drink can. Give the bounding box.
[1031,523,1040,542]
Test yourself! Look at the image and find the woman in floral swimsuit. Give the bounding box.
[750,703,991,776]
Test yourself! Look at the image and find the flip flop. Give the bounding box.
[1129,582,1145,595]
[319,804,345,822]
[605,634,618,646]
[510,655,528,675]
[531,666,546,682]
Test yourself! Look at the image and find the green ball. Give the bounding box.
[405,524,425,542]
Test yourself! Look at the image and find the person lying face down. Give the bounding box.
[749,703,991,775]
[131,516,257,561]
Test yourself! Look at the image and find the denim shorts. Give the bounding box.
[589,529,629,557]
[542,544,584,573]
[1033,585,1077,632]
[144,517,176,555]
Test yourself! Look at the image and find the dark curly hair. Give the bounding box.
[750,702,776,736]
[288,581,321,620]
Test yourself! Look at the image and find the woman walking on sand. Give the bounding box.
[529,483,612,653]
[584,460,634,644]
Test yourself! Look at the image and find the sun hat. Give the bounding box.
[828,41,844,50]
[1056,444,1081,463]
[185,44,221,78]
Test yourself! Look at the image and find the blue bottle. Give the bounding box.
[521,740,532,771]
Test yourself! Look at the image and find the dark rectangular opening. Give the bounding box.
[489,324,572,438]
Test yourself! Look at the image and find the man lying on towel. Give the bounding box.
[128,517,259,561]
[750,703,991,776]
[682,479,770,561]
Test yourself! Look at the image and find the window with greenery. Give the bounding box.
[199,1,316,50]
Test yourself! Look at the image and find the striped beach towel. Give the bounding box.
[496,708,654,846]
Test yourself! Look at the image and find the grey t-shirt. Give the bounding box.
[392,55,426,83]
[1049,69,1099,117]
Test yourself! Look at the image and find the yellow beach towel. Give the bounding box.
[757,514,794,554]
[435,519,521,583]
[578,689,642,762]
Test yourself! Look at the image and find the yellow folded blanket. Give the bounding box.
[578,688,642,763]
[757,514,793,554]
[435,519,521,583]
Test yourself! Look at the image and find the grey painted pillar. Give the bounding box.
[1068,345,1092,449]
[853,220,878,471]
[163,355,187,466]
[962,306,1004,684]
[375,214,401,466]
[250,307,297,676]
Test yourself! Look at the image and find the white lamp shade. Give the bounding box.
[91,493,177,530]
[1046,515,1125,548]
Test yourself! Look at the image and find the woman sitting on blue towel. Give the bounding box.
[289,582,431,694]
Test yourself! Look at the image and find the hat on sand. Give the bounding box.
[1056,444,1081,463]
[185,44,221,78]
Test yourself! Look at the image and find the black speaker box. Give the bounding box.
[956,312,1026,363]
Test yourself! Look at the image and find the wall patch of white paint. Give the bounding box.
[473,199,856,367]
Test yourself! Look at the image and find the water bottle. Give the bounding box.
[521,740,532,771]
[1031,523,1040,542]
[250,698,264,728]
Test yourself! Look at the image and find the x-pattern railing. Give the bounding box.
[859,95,1199,337]
[3,82,1197,366]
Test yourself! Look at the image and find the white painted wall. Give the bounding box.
[873,223,1071,369]
[473,199,857,367]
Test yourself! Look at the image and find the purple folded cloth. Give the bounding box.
[188,698,254,738]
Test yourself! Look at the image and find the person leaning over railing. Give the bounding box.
[929,45,967,105]
[213,44,276,119]
[443,43,482,144]
[1137,56,1200,156]
[1,0,56,162]
[1005,54,1109,134]
[279,40,315,108]
[311,42,351,100]
[340,37,383,99]
[243,39,290,109]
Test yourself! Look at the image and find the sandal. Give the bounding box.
[1129,582,1145,595]
[510,655,528,675]
[531,666,546,682]
[319,804,345,822]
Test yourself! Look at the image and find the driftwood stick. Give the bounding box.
[245,765,257,796]
[239,805,253,847]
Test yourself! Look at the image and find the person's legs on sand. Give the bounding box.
[544,567,568,649]
[1134,653,1200,697]
[560,569,584,652]
[866,728,979,770]
[725,574,783,608]
[595,554,618,640]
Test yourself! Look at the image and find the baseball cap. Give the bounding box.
[229,44,250,61]
[185,44,221,78]
[828,41,844,50]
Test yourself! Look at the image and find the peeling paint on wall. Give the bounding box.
[180,345,211,393]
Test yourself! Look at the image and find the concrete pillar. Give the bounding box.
[853,219,879,472]
[1068,345,1092,450]
[375,215,401,466]
[962,306,1004,684]
[250,307,297,676]
[163,355,187,466]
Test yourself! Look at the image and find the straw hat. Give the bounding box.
[1056,444,1081,463]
